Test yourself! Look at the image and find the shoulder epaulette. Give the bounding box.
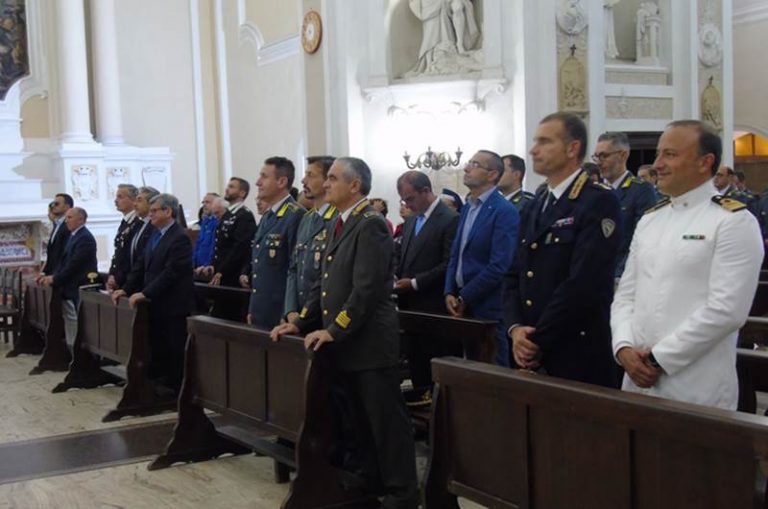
[304,207,316,217]
[277,201,300,218]
[592,181,612,191]
[523,191,535,198]
[352,199,370,216]
[643,198,671,215]
[323,206,337,220]
[712,195,747,212]
[568,171,589,199]
[363,211,378,219]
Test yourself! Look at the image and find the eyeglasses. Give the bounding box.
[465,160,492,171]
[591,151,623,163]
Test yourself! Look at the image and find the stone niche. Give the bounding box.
[389,0,486,81]
[605,0,671,86]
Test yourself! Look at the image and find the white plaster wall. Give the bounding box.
[733,17,768,137]
[113,0,199,211]
[219,1,304,192]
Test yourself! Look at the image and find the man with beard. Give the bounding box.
[208,177,257,287]
[284,156,338,323]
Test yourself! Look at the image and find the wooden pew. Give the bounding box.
[149,316,380,509]
[750,282,768,317]
[193,282,250,321]
[740,316,768,348]
[28,284,70,375]
[737,347,768,414]
[51,287,176,422]
[425,357,768,509]
[6,277,46,357]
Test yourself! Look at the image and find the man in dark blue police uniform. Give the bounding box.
[499,154,535,218]
[594,132,657,278]
[284,156,338,322]
[243,157,304,329]
[505,112,622,387]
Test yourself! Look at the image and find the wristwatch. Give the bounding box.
[648,351,662,370]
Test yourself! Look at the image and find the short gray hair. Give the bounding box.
[149,193,179,213]
[138,186,160,201]
[335,157,372,195]
[597,132,630,152]
[71,206,88,222]
[117,184,139,199]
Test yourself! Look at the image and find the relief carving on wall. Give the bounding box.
[559,44,588,113]
[107,167,130,198]
[142,166,168,193]
[556,0,588,36]
[700,76,722,129]
[71,165,98,201]
[404,0,483,77]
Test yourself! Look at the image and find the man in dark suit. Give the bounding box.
[40,193,74,277]
[241,157,304,329]
[113,193,194,391]
[126,187,160,272]
[40,206,97,348]
[499,154,535,217]
[395,170,459,389]
[271,157,418,509]
[107,184,141,290]
[207,177,257,286]
[593,132,658,279]
[284,156,338,322]
[444,150,520,367]
[506,112,621,387]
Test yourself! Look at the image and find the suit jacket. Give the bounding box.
[613,173,658,277]
[504,170,621,387]
[212,204,257,286]
[42,219,71,275]
[444,188,520,318]
[284,205,338,316]
[128,218,156,271]
[247,197,304,328]
[53,227,98,301]
[123,221,194,317]
[296,200,399,372]
[395,200,458,314]
[109,216,143,287]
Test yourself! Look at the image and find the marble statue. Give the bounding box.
[405,0,482,77]
[635,2,660,66]
[556,0,588,36]
[604,0,621,60]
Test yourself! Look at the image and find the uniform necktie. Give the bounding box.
[414,214,426,236]
[542,191,556,213]
[334,217,344,239]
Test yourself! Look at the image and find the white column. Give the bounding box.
[55,0,94,144]
[90,0,125,145]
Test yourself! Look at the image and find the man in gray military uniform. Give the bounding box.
[271,157,419,509]
[499,154,535,217]
[243,157,304,329]
[284,156,338,323]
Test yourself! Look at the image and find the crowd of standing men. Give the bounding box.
[36,111,765,509]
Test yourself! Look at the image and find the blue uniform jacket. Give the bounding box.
[614,172,658,277]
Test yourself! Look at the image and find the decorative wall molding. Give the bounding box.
[71,165,98,201]
[733,2,768,25]
[214,0,233,183]
[236,0,299,67]
[189,0,207,200]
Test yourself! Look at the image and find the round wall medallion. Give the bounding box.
[302,11,322,54]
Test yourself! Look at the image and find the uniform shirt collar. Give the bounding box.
[228,201,245,214]
[70,225,85,237]
[123,210,137,223]
[270,194,291,214]
[341,197,368,223]
[504,188,522,201]
[549,169,582,200]
[609,170,631,189]
[316,202,331,217]
[670,180,717,210]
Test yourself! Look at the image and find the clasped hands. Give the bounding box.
[510,326,541,370]
[270,321,335,352]
[616,346,662,388]
[110,289,147,309]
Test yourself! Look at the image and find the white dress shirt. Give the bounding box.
[611,180,763,409]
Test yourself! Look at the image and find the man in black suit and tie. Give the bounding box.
[272,157,419,509]
[40,193,74,278]
[394,170,459,390]
[125,187,160,273]
[113,193,194,391]
[40,207,97,348]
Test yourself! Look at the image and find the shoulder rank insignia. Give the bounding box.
[643,198,671,215]
[593,182,612,191]
[323,206,337,220]
[352,200,370,216]
[277,202,299,218]
[712,195,747,212]
[299,307,308,319]
[335,310,351,329]
[363,211,378,219]
[621,177,633,189]
[304,207,316,217]
[568,171,589,199]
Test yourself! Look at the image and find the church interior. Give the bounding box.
[1,0,768,508]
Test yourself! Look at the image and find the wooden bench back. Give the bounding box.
[750,282,768,317]
[77,287,148,363]
[398,310,497,363]
[426,357,768,509]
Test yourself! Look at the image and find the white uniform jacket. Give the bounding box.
[611,181,763,409]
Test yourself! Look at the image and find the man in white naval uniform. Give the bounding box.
[611,120,763,410]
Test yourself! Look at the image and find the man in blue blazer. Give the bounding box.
[444,150,520,366]
[114,193,194,391]
[41,206,98,348]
